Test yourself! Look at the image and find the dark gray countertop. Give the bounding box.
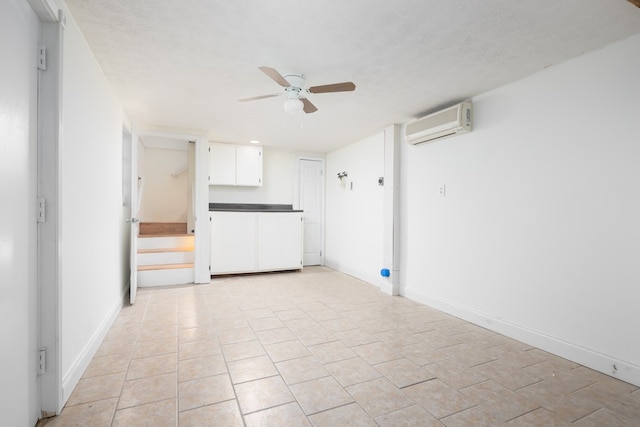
[209,203,303,213]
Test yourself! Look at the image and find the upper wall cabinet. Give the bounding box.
[209,143,262,186]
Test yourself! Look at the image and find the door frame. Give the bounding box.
[135,130,210,285]
[294,156,326,266]
[37,7,65,416]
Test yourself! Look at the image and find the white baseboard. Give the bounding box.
[61,290,127,405]
[401,286,640,387]
[324,260,385,291]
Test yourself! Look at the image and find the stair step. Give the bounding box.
[137,263,194,271]
[138,266,194,287]
[138,250,195,266]
[138,247,194,254]
[137,234,194,250]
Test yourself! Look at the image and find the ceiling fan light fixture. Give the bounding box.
[283,98,304,114]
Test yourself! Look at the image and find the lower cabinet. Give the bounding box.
[210,211,303,275]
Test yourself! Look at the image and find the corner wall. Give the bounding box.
[325,133,385,286]
[59,5,127,402]
[400,34,640,385]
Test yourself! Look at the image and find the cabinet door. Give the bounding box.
[209,143,236,185]
[236,145,262,186]
[257,213,303,271]
[210,212,257,274]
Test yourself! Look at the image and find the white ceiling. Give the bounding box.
[65,0,640,153]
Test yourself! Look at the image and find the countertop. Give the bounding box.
[209,203,303,213]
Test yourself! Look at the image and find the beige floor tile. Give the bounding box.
[307,308,341,321]
[265,339,312,362]
[256,327,298,345]
[404,379,475,419]
[118,372,177,409]
[243,308,275,319]
[460,380,539,422]
[375,357,435,388]
[179,339,222,360]
[82,352,132,378]
[66,372,126,407]
[397,341,451,366]
[517,380,601,422]
[248,316,285,332]
[112,398,176,427]
[346,377,415,418]
[471,359,541,390]
[297,301,329,312]
[325,357,382,387]
[221,339,265,362]
[178,326,217,344]
[352,341,402,365]
[244,402,311,427]
[179,315,213,330]
[440,405,509,427]
[234,375,295,414]
[294,327,337,346]
[309,340,357,364]
[275,308,309,321]
[228,354,279,384]
[213,316,249,331]
[427,358,488,390]
[290,376,354,415]
[319,317,361,333]
[283,317,321,332]
[508,408,571,427]
[94,338,136,358]
[179,354,228,383]
[276,355,330,385]
[374,404,442,427]
[138,324,178,341]
[309,402,376,426]
[178,373,235,412]
[59,268,640,427]
[45,398,117,427]
[179,400,244,426]
[334,328,380,348]
[216,326,257,345]
[572,407,638,427]
[133,336,177,359]
[126,352,177,380]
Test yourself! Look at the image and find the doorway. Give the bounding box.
[298,158,325,266]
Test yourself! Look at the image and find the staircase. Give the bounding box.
[137,233,195,287]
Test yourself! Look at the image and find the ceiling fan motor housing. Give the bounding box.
[283,73,305,92]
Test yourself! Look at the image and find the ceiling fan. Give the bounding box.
[239,66,356,114]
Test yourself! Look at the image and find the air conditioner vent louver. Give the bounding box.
[405,101,472,145]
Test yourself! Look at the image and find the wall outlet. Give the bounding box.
[439,185,446,197]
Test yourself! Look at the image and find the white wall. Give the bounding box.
[325,132,386,286]
[139,146,188,222]
[0,1,40,424]
[401,34,640,385]
[209,147,296,205]
[60,5,127,402]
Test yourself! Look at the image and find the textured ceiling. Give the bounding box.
[65,0,640,153]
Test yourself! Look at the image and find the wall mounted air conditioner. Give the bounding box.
[405,101,472,145]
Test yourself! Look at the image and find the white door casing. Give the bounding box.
[129,126,139,304]
[299,158,325,266]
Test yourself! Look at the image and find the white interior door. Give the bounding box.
[299,159,324,266]
[129,127,139,304]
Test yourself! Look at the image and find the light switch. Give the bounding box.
[439,185,446,197]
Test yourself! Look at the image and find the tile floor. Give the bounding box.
[41,267,640,426]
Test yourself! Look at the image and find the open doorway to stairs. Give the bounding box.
[135,133,196,287]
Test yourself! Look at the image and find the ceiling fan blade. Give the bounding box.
[301,98,318,114]
[259,66,290,87]
[238,94,281,102]
[308,82,356,94]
